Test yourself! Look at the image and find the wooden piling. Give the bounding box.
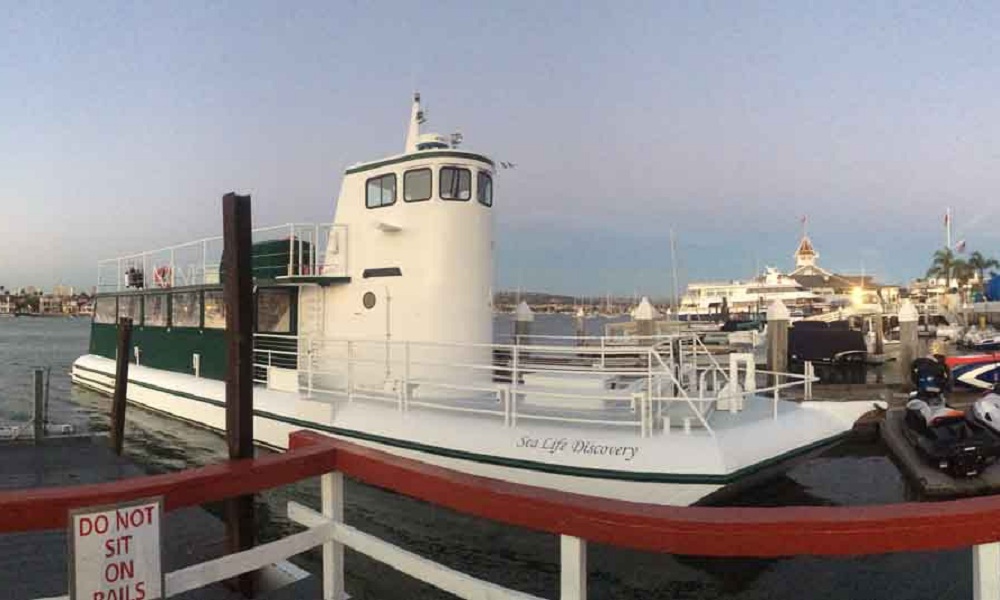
[32,368,45,444]
[110,317,133,455]
[766,301,790,388]
[898,300,919,391]
[222,192,256,597]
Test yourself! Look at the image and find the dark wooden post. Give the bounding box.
[110,317,133,455]
[222,192,256,596]
[33,368,45,444]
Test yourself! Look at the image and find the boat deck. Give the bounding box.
[0,436,319,600]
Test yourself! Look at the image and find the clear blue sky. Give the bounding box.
[3,1,1000,296]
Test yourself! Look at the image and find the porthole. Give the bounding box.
[363,292,377,309]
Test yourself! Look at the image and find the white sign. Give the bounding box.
[69,497,164,600]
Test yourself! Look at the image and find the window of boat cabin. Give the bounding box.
[440,167,471,200]
[94,297,117,324]
[365,173,396,208]
[204,290,226,329]
[144,294,168,327]
[256,288,292,333]
[477,172,493,207]
[171,291,201,328]
[403,168,432,202]
[118,295,141,323]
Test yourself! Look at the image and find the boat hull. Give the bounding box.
[72,355,869,507]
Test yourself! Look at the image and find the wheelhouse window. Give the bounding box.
[477,172,493,207]
[144,294,168,327]
[94,297,117,324]
[440,167,471,201]
[171,291,201,328]
[257,288,292,333]
[365,173,396,208]
[404,168,432,202]
[204,290,226,329]
[118,295,141,323]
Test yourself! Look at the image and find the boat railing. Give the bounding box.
[96,222,347,292]
[14,429,1000,600]
[252,333,817,437]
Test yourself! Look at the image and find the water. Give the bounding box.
[0,317,975,599]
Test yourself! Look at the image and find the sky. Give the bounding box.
[3,1,1000,297]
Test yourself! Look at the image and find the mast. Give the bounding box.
[404,92,424,153]
[670,229,680,313]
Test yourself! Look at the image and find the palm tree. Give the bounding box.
[954,258,974,289]
[926,248,957,288]
[968,251,1000,291]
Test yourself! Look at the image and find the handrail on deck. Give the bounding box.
[8,430,1000,599]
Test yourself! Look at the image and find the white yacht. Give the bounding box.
[72,94,872,506]
[678,267,822,319]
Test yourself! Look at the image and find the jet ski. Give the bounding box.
[969,384,1000,435]
[947,353,1000,391]
[903,358,1000,477]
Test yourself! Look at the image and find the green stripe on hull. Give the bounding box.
[72,363,846,485]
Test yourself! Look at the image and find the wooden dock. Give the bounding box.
[0,436,319,600]
[880,408,1000,499]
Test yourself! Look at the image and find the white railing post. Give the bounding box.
[974,542,1000,600]
[313,224,320,274]
[306,343,314,398]
[511,345,520,425]
[298,231,305,276]
[805,361,814,400]
[321,471,345,600]
[288,223,295,277]
[504,385,513,427]
[201,239,208,284]
[403,341,411,412]
[560,535,587,600]
[773,376,780,420]
[346,341,354,402]
[117,257,123,291]
[599,337,606,370]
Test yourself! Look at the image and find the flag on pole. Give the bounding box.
[945,211,950,226]
[955,239,966,253]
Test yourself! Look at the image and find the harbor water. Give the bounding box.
[0,316,976,599]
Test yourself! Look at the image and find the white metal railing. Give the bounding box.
[31,471,551,600]
[96,223,347,292]
[252,333,817,437]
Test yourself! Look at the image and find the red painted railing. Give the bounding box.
[4,429,1000,557]
[287,431,1000,557]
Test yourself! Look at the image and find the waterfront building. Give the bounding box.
[788,234,898,303]
[679,233,901,319]
[39,295,63,314]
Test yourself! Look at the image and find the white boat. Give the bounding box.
[72,94,873,506]
[677,267,823,320]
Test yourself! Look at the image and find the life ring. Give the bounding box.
[154,266,172,288]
